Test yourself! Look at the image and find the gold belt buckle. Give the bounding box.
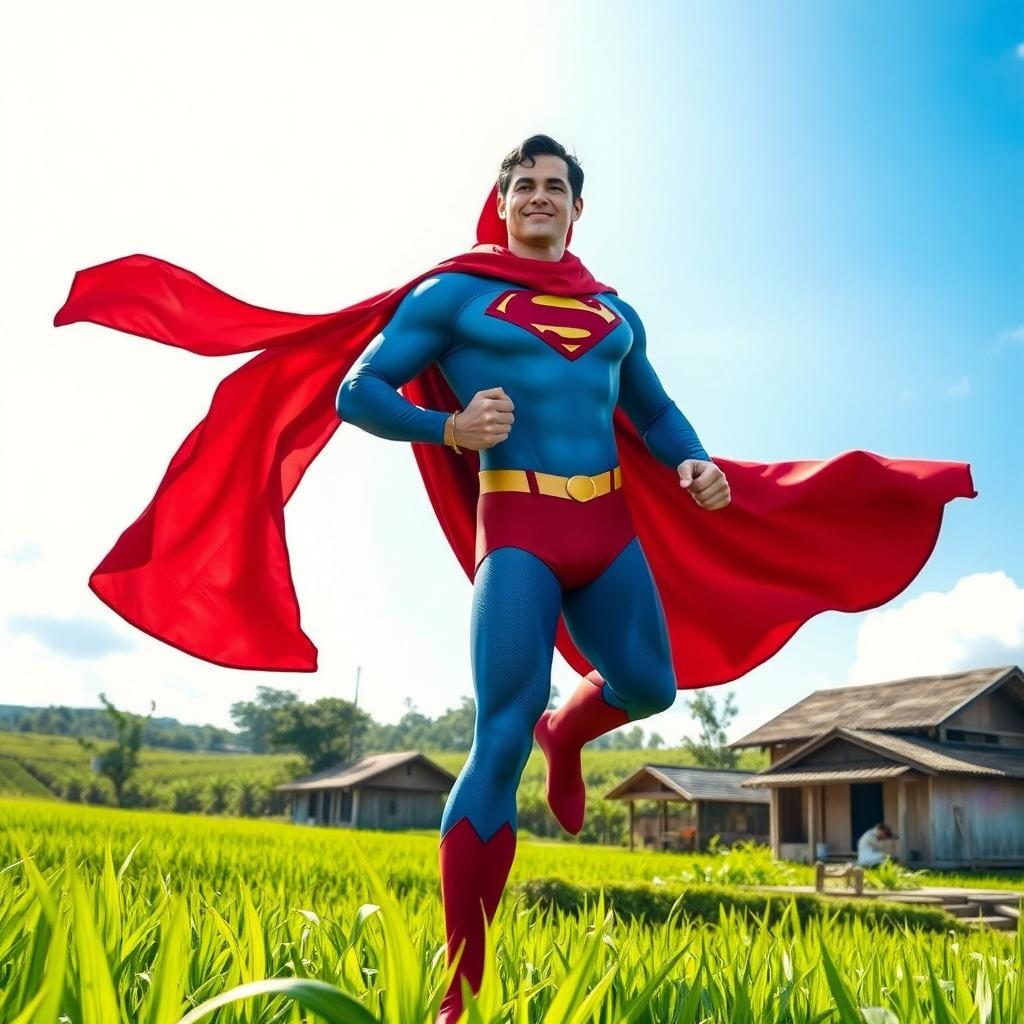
[566,474,598,502]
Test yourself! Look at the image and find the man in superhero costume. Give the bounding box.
[335,137,731,1019]
[53,134,976,1022]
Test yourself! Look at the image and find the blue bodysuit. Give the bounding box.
[336,271,709,843]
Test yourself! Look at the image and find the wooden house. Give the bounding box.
[276,750,456,830]
[728,665,1024,868]
[604,764,771,852]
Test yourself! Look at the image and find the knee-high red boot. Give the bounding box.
[533,670,630,835]
[435,816,517,1024]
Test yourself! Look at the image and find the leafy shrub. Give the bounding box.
[171,781,205,814]
[83,778,110,805]
[513,876,967,934]
[62,775,86,802]
[864,856,929,890]
[206,776,236,815]
[674,837,799,887]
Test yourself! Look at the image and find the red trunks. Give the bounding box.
[473,480,638,591]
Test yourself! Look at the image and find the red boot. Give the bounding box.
[533,670,630,834]
[436,816,517,1024]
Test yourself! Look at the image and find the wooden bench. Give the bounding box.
[815,860,864,896]
[821,848,858,863]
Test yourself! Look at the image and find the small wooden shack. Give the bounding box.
[277,750,456,831]
[729,664,1024,868]
[604,764,771,852]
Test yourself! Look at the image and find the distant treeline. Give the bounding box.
[232,687,665,766]
[0,687,665,762]
[0,704,237,751]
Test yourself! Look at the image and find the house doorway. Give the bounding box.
[850,782,884,843]
[779,787,806,842]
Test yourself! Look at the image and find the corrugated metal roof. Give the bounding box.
[741,764,913,787]
[605,764,771,803]
[276,750,457,791]
[728,665,1020,749]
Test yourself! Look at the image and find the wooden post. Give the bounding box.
[806,786,818,864]
[628,800,635,852]
[769,788,780,858]
[953,805,975,870]
[694,801,701,853]
[660,799,668,849]
[897,779,909,863]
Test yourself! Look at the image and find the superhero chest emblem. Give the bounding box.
[483,290,622,361]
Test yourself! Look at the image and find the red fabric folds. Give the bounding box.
[53,184,977,686]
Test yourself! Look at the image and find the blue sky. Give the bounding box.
[2,1,1021,741]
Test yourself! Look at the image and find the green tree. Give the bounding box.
[270,697,372,772]
[78,693,153,806]
[590,724,646,750]
[230,686,299,753]
[432,696,477,750]
[681,690,739,768]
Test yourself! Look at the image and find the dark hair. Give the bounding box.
[498,134,584,204]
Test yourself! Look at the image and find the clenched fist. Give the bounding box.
[453,386,515,451]
[678,458,730,510]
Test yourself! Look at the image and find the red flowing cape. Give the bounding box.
[53,185,977,688]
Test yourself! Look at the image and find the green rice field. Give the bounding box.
[1,797,1021,1023]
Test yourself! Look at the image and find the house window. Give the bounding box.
[340,789,353,822]
[947,729,999,744]
[388,798,398,815]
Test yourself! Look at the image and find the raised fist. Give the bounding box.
[453,386,515,450]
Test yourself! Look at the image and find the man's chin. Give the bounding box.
[521,226,567,245]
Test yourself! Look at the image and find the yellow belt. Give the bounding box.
[478,465,623,503]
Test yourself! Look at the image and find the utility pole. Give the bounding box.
[348,665,361,761]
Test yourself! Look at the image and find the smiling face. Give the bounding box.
[496,152,583,254]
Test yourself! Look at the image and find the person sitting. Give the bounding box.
[856,822,895,866]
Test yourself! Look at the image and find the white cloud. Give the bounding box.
[849,571,1024,683]
[996,324,1024,353]
[1016,42,1024,60]
[7,613,135,658]
[2,543,42,564]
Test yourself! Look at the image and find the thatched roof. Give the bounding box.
[276,750,456,792]
[728,665,1022,749]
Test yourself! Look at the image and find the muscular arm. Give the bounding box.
[613,297,711,468]
[335,277,454,444]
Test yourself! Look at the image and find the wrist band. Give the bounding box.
[448,411,462,454]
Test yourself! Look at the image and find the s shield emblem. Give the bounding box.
[484,290,622,361]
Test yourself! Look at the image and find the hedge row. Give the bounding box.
[512,876,967,934]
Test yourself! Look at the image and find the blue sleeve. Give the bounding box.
[335,277,456,445]
[613,296,710,468]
